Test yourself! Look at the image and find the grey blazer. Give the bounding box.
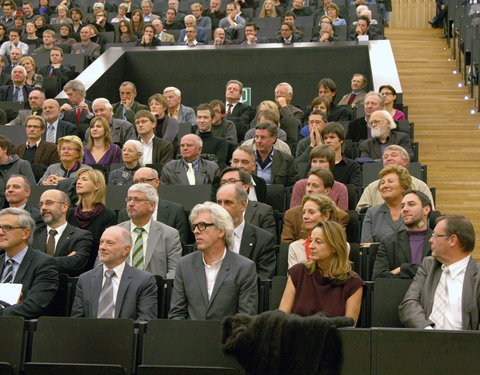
[177,104,196,125]
[70,41,101,58]
[361,203,405,243]
[9,109,35,126]
[359,131,414,161]
[71,262,158,322]
[244,200,277,240]
[116,220,182,279]
[160,158,219,185]
[168,250,258,320]
[399,256,480,330]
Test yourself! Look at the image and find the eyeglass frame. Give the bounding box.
[191,222,215,232]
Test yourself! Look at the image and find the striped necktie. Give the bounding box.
[132,227,145,270]
[97,269,115,318]
[2,259,15,283]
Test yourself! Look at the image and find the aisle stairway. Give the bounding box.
[386,27,480,256]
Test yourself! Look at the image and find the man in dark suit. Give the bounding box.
[112,82,149,125]
[217,184,276,280]
[33,189,93,276]
[224,79,251,141]
[60,80,94,125]
[13,115,60,166]
[7,89,45,126]
[4,175,44,230]
[42,99,78,143]
[135,110,174,165]
[71,226,157,322]
[0,207,59,318]
[117,167,190,244]
[230,146,267,203]
[347,91,384,142]
[194,104,228,163]
[274,22,303,44]
[37,47,74,87]
[161,134,219,185]
[0,65,33,104]
[274,82,304,147]
[241,22,270,45]
[373,190,433,280]
[399,214,480,330]
[169,202,258,320]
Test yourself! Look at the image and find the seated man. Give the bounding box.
[217,184,276,280]
[42,99,78,143]
[242,113,291,156]
[219,1,246,39]
[359,110,413,161]
[274,22,303,44]
[347,91,384,142]
[191,2,212,29]
[0,66,33,103]
[230,146,267,203]
[0,207,59,318]
[373,190,432,280]
[203,0,226,29]
[71,226,157,322]
[33,29,56,54]
[37,47,74,86]
[178,15,209,44]
[294,110,328,167]
[152,19,175,43]
[60,80,94,125]
[224,79,251,141]
[33,189,93,276]
[194,103,228,163]
[135,110,174,165]
[3,47,22,76]
[209,99,237,145]
[4,175,43,229]
[112,81,149,125]
[164,7,184,30]
[161,134,219,185]
[8,89,45,126]
[0,28,28,56]
[141,0,160,22]
[13,115,60,165]
[253,121,296,186]
[71,26,101,59]
[211,27,231,45]
[163,86,196,125]
[399,214,480,330]
[177,25,205,46]
[291,0,313,16]
[338,73,368,107]
[241,22,269,45]
[317,78,351,122]
[274,82,304,147]
[169,202,258,320]
[349,15,380,41]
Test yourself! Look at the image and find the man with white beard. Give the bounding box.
[358,110,413,161]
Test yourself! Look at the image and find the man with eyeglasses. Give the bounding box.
[399,214,480,330]
[116,167,189,245]
[359,109,413,161]
[32,189,93,276]
[113,183,181,279]
[373,190,433,280]
[0,207,59,318]
[169,202,258,320]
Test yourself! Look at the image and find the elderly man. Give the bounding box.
[88,98,136,146]
[112,81,149,124]
[37,47,74,86]
[359,110,413,161]
[4,175,43,229]
[0,66,33,103]
[224,79,250,140]
[110,184,182,279]
[347,91,384,142]
[203,0,225,29]
[211,27,231,45]
[0,28,28,56]
[291,0,312,16]
[169,202,258,320]
[163,86,196,125]
[152,19,175,43]
[71,26,101,59]
[43,99,78,143]
[141,0,160,22]
[161,134,219,185]
[274,82,304,147]
[195,103,228,163]
[294,110,328,167]
[338,74,368,107]
[60,80,94,125]
[3,47,22,75]
[7,89,45,125]
[399,215,480,330]
[317,78,351,122]
[254,121,296,186]
[356,145,435,211]
[230,146,267,202]
[216,184,275,280]
[116,167,190,244]
[13,115,60,165]
[373,190,433,280]
[0,208,59,318]
[33,189,93,276]
[71,226,157,322]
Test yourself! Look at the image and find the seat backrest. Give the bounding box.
[276,242,289,276]
[0,317,24,375]
[24,363,126,375]
[265,184,287,213]
[106,185,130,210]
[268,275,287,311]
[137,366,240,375]
[0,124,27,145]
[371,278,413,327]
[157,184,212,211]
[252,17,281,38]
[28,185,57,206]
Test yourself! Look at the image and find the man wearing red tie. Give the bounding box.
[59,80,94,125]
[338,73,367,107]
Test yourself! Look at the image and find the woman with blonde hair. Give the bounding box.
[280,220,363,324]
[259,0,278,18]
[20,56,43,88]
[83,116,122,167]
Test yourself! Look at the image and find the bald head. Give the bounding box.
[133,167,160,188]
[42,99,60,122]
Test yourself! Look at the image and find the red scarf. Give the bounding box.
[304,236,312,261]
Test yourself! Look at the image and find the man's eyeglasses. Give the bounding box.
[38,200,65,209]
[220,178,241,185]
[133,178,156,184]
[191,222,215,231]
[431,233,451,239]
[0,225,26,232]
[126,197,150,203]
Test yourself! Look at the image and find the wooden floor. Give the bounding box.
[385,27,480,257]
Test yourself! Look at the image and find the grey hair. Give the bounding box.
[64,80,86,97]
[93,2,105,9]
[123,139,145,166]
[92,97,113,111]
[375,109,396,129]
[128,183,159,205]
[181,133,203,148]
[384,145,409,162]
[275,82,293,95]
[141,0,153,6]
[12,65,27,78]
[118,3,129,10]
[184,14,196,23]
[8,174,31,190]
[120,81,137,93]
[190,202,234,250]
[163,86,181,97]
[0,207,35,243]
[364,91,385,105]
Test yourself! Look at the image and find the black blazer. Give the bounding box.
[117,198,190,245]
[251,174,267,203]
[346,117,367,142]
[274,34,304,43]
[32,223,94,276]
[0,247,59,318]
[37,64,74,86]
[225,102,251,140]
[42,120,79,143]
[0,84,33,104]
[62,100,93,124]
[240,222,276,280]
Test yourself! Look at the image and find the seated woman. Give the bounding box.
[56,23,77,46]
[40,135,91,185]
[379,84,406,121]
[361,165,412,245]
[108,140,144,186]
[279,221,363,324]
[259,0,278,17]
[83,116,122,167]
[131,9,145,33]
[34,15,54,38]
[299,97,330,138]
[35,0,53,22]
[136,24,161,46]
[326,3,346,26]
[67,168,117,269]
[22,21,41,48]
[20,56,43,89]
[149,93,179,144]
[116,20,138,43]
[290,146,348,210]
[288,193,350,267]
[50,4,73,25]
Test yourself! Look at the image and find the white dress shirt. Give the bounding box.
[232,220,245,254]
[46,221,68,251]
[140,135,154,164]
[102,261,126,309]
[203,248,226,300]
[248,176,258,201]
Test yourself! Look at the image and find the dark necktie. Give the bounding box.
[2,259,15,283]
[97,269,115,318]
[49,65,54,77]
[347,93,356,105]
[13,87,20,102]
[226,103,233,115]
[46,229,57,256]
